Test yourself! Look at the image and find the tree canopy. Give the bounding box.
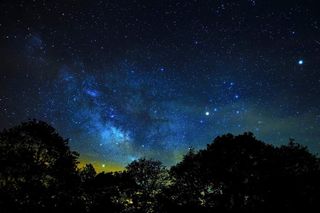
[1,121,320,213]
[0,120,81,212]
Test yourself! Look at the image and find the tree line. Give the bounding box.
[1,120,320,212]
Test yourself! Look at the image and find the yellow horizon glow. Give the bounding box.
[78,156,125,173]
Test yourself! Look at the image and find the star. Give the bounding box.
[298,60,304,65]
[1,0,319,171]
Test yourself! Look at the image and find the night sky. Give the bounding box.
[1,0,320,171]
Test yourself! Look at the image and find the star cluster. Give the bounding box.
[1,0,320,170]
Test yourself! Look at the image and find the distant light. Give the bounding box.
[102,164,105,168]
[235,95,239,99]
[298,60,304,65]
[205,111,210,116]
[213,108,218,112]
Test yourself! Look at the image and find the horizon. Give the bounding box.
[1,119,316,173]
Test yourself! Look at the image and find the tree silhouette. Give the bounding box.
[80,164,96,183]
[81,171,127,213]
[1,121,320,213]
[123,158,172,213]
[0,120,82,212]
[169,132,320,213]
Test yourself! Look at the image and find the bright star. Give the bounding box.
[298,60,304,65]
[205,111,210,116]
[102,164,105,168]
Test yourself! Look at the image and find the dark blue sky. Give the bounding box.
[1,0,320,170]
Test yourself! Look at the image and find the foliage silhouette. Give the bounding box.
[1,121,320,213]
[81,171,129,213]
[168,132,320,213]
[0,120,82,212]
[122,158,172,213]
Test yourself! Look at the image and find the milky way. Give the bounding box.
[1,0,320,170]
